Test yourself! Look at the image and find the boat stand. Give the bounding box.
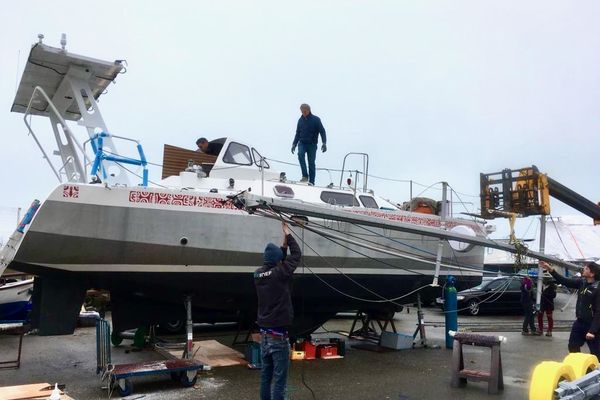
[97,296,207,397]
[412,293,434,348]
[349,310,397,344]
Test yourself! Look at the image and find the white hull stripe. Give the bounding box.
[39,263,482,276]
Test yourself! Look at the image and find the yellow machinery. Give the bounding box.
[481,165,600,225]
[529,353,599,399]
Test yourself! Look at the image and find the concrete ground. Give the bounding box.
[0,292,580,400]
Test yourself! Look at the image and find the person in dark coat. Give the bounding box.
[254,222,301,400]
[537,281,557,336]
[196,137,223,156]
[291,103,327,185]
[521,276,538,335]
[540,261,600,358]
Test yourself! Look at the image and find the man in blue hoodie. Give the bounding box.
[291,103,327,185]
[254,222,301,400]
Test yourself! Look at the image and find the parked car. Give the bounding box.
[436,276,525,316]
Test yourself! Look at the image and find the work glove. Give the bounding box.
[291,145,296,154]
[321,144,327,153]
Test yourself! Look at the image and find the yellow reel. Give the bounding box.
[529,361,576,400]
[563,353,599,378]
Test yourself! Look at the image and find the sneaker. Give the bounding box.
[308,182,314,186]
[534,331,542,336]
[545,332,552,337]
[300,177,308,183]
[521,331,531,336]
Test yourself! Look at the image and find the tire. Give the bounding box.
[133,326,148,348]
[467,299,480,316]
[116,378,133,397]
[170,371,181,382]
[158,320,186,334]
[111,331,123,346]
[529,361,575,400]
[180,371,198,387]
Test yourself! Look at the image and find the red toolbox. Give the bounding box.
[317,345,338,359]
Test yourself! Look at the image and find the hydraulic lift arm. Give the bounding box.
[480,165,600,225]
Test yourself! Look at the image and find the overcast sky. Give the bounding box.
[0,1,598,241]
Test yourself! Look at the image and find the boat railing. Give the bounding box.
[339,152,369,192]
[84,132,148,187]
[23,86,87,183]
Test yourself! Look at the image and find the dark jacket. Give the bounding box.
[293,114,326,146]
[205,141,223,156]
[520,282,534,307]
[254,234,301,328]
[551,271,600,333]
[541,284,556,312]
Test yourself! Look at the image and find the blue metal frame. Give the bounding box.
[90,132,148,187]
[112,363,203,380]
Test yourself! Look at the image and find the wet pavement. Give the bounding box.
[0,292,580,399]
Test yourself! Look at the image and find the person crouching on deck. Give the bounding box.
[254,222,301,400]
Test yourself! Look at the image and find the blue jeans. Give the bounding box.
[260,335,290,400]
[297,142,317,185]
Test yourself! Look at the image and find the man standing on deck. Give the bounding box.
[291,103,327,186]
[540,261,600,358]
[254,222,301,400]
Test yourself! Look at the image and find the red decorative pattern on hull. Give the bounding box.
[128,190,236,209]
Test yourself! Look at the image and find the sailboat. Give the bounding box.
[4,35,502,336]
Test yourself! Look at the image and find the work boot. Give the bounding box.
[300,177,308,183]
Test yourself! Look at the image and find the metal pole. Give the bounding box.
[536,216,547,311]
[432,182,448,286]
[260,157,264,196]
[185,295,193,360]
[16,207,22,227]
[410,180,413,203]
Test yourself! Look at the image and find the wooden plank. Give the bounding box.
[0,383,63,400]
[161,144,217,179]
[157,340,246,368]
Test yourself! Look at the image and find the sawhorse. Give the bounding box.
[450,331,506,395]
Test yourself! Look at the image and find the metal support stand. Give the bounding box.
[183,295,193,360]
[349,310,397,344]
[413,293,432,348]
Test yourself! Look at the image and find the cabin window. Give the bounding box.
[320,191,360,206]
[252,148,270,169]
[359,195,379,209]
[222,142,252,166]
[274,185,294,198]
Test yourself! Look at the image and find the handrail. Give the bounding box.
[22,86,88,183]
[338,152,369,192]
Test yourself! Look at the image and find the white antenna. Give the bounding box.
[37,34,44,44]
[60,33,67,51]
